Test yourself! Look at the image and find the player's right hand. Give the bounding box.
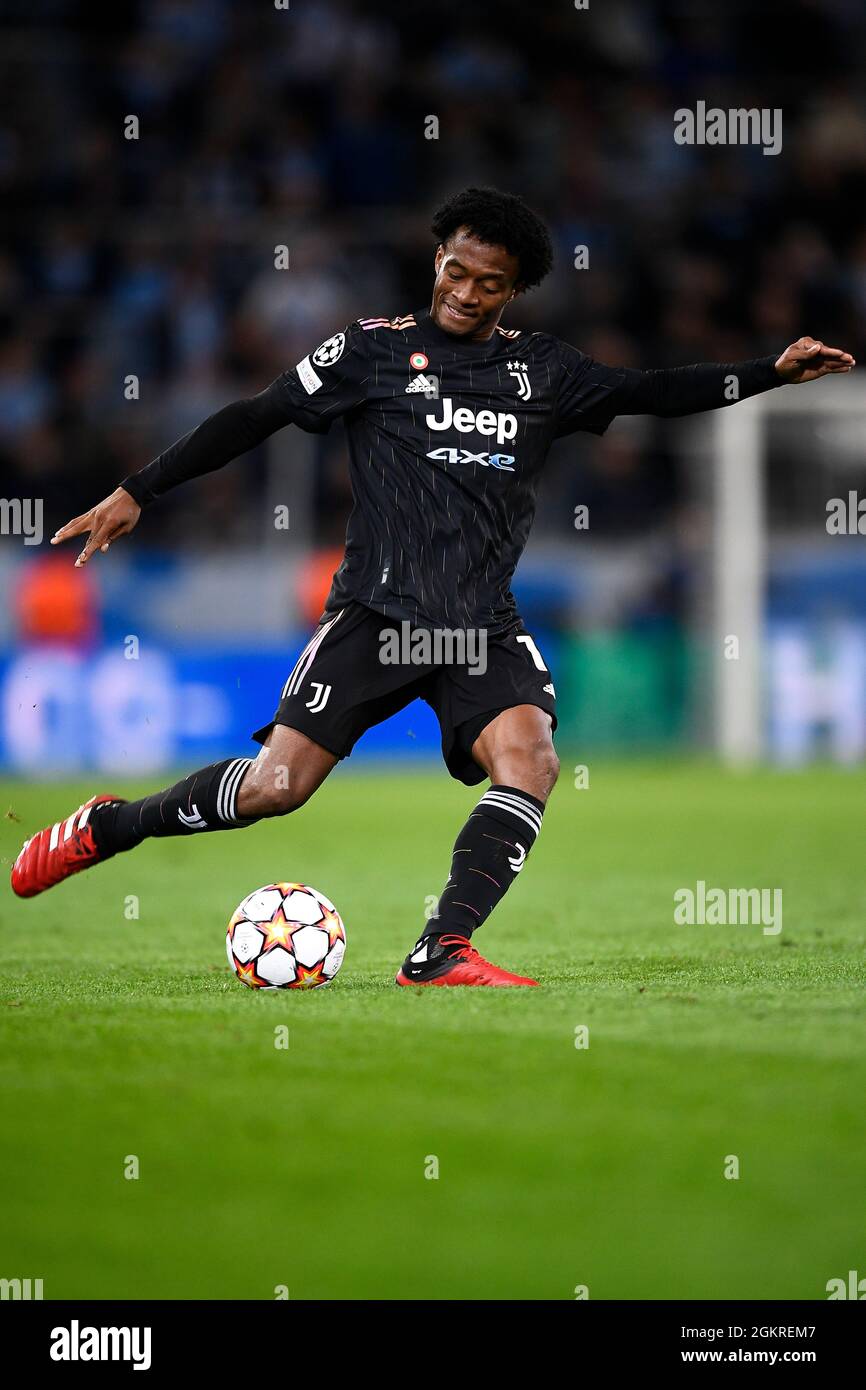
[51,487,142,566]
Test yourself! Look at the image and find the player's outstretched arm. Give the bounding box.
[51,383,298,566]
[607,335,855,421]
[556,335,855,438]
[51,325,370,565]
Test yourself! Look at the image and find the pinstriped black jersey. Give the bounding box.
[122,305,783,633]
[281,307,633,632]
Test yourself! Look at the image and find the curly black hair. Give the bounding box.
[431,186,554,290]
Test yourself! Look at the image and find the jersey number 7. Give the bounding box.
[516,634,548,671]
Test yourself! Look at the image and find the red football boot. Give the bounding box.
[395,933,538,987]
[10,795,125,898]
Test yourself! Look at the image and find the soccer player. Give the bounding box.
[11,188,854,986]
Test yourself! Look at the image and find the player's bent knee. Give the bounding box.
[534,748,560,797]
[491,744,559,800]
[543,749,561,789]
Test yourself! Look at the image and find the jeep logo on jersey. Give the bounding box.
[427,447,516,472]
[312,332,345,367]
[425,398,518,446]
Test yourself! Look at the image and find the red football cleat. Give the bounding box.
[10,795,124,898]
[395,933,538,987]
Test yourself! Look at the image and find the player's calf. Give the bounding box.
[12,730,339,898]
[396,706,557,985]
[235,727,337,818]
[474,704,560,804]
[93,730,336,858]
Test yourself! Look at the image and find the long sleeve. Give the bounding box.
[120,383,297,507]
[120,323,370,508]
[553,344,784,438]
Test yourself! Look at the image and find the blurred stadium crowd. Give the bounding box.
[2,0,866,552]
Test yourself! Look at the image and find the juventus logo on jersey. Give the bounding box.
[507,361,531,400]
[178,804,208,830]
[306,682,332,713]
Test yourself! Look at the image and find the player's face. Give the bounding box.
[431,229,522,341]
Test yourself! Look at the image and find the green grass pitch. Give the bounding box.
[1,760,864,1300]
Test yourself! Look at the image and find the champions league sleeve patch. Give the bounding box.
[312,332,346,367]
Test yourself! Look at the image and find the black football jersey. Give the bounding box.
[121,305,781,633]
[278,308,636,633]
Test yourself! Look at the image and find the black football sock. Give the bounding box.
[420,784,546,945]
[91,757,257,856]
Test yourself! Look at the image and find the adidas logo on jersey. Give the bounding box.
[405,374,439,398]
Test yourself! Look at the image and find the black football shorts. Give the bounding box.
[251,601,558,786]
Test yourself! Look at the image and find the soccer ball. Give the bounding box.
[226,883,346,990]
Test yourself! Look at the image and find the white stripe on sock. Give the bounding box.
[481,787,543,823]
[479,792,542,838]
[225,759,251,823]
[486,786,544,814]
[482,790,544,831]
[217,759,244,824]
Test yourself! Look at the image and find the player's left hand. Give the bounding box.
[775,337,856,384]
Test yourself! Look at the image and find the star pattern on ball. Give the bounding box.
[293,963,326,989]
[235,959,265,988]
[258,916,295,951]
[322,908,346,947]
